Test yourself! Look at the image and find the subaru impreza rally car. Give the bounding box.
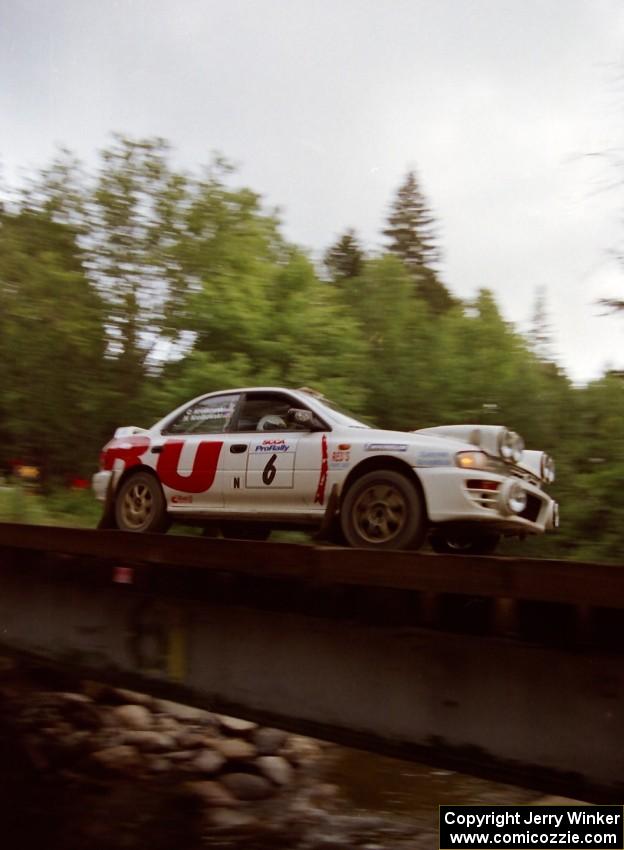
[93,386,558,552]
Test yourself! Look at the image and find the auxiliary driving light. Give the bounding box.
[499,479,528,515]
[498,429,524,464]
[541,453,556,484]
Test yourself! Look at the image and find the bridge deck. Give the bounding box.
[0,523,622,802]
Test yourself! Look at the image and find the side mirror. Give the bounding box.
[287,408,314,427]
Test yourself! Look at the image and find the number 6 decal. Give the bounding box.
[262,454,277,485]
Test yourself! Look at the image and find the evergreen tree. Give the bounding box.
[382,170,454,313]
[528,285,556,362]
[324,229,364,282]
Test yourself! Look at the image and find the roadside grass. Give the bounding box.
[0,485,101,527]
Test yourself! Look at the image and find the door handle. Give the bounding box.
[150,445,163,454]
[230,444,247,454]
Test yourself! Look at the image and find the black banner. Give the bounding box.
[439,805,623,849]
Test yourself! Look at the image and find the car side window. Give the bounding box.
[164,394,240,435]
[235,393,311,433]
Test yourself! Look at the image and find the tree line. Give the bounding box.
[0,135,622,561]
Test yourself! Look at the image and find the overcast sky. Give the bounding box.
[2,0,624,382]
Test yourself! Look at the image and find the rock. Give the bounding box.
[121,730,177,752]
[218,714,258,735]
[61,700,103,730]
[153,699,212,723]
[176,731,208,749]
[256,755,294,786]
[252,727,288,755]
[153,715,181,733]
[57,730,91,754]
[90,729,126,751]
[220,772,274,801]
[184,780,239,807]
[192,748,226,774]
[205,808,260,829]
[167,750,194,762]
[146,755,170,773]
[51,692,94,705]
[111,687,154,707]
[214,738,257,760]
[280,735,322,764]
[89,745,141,774]
[112,704,152,730]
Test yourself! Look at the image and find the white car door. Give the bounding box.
[222,391,325,514]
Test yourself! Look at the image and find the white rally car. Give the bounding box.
[93,386,558,553]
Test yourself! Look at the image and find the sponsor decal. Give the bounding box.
[156,440,223,493]
[255,439,291,453]
[331,450,350,463]
[314,434,329,505]
[415,450,452,467]
[364,443,408,452]
[171,494,193,504]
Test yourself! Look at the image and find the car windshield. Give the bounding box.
[305,393,372,428]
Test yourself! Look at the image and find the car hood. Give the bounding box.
[355,427,476,458]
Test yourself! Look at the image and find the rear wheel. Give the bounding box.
[430,531,500,555]
[340,470,426,550]
[114,472,169,533]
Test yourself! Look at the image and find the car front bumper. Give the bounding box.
[92,470,113,502]
[416,467,556,534]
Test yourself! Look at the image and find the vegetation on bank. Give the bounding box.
[0,136,622,561]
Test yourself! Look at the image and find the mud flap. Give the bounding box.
[96,474,117,529]
[313,483,340,543]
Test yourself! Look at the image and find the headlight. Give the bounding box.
[498,429,524,464]
[456,451,494,471]
[541,454,556,484]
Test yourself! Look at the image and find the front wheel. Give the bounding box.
[340,470,426,550]
[430,531,500,556]
[114,472,169,533]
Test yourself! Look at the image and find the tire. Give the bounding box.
[220,522,271,541]
[114,471,169,533]
[430,531,500,556]
[340,470,426,550]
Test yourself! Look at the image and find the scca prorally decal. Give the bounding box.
[156,440,223,493]
[331,450,350,463]
[364,443,408,452]
[255,439,291,453]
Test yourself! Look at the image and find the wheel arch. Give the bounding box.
[114,464,164,496]
[340,456,429,521]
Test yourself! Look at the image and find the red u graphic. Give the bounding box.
[156,440,223,493]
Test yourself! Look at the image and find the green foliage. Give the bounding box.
[0,135,622,563]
